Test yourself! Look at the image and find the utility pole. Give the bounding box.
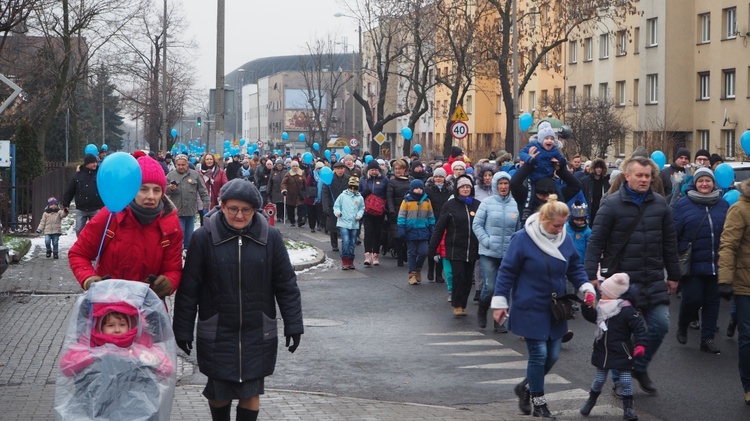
[161,0,168,151]
[214,0,226,153]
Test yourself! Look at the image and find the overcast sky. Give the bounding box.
[180,0,359,91]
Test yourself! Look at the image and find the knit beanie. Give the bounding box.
[451,160,466,171]
[631,145,649,158]
[47,197,58,206]
[83,154,97,166]
[695,149,711,161]
[535,177,557,194]
[693,167,715,184]
[409,179,425,193]
[432,168,447,178]
[138,156,167,192]
[450,146,464,158]
[367,160,380,171]
[315,161,325,170]
[710,154,723,167]
[410,160,422,171]
[600,273,630,299]
[220,178,263,209]
[675,147,690,161]
[537,126,557,142]
[456,176,472,189]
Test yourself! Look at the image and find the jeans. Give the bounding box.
[678,275,720,340]
[525,337,562,395]
[339,228,358,259]
[179,216,195,250]
[45,234,61,253]
[635,303,670,372]
[406,240,428,272]
[736,295,750,393]
[450,260,475,308]
[74,209,100,236]
[479,256,502,302]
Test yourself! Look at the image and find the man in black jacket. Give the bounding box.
[584,155,680,397]
[225,154,242,181]
[581,158,611,225]
[659,147,690,199]
[322,162,348,252]
[62,154,104,236]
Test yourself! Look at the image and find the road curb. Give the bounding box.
[293,245,327,271]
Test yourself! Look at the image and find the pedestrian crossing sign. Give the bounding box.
[451,105,469,122]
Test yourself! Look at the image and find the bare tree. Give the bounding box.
[0,0,42,53]
[640,113,685,160]
[555,94,630,158]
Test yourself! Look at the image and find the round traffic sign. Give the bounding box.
[451,121,469,139]
[256,140,264,148]
[349,138,359,147]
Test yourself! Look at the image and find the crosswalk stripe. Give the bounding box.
[428,339,501,346]
[423,331,484,337]
[545,388,590,401]
[444,349,522,357]
[481,374,570,385]
[459,360,528,369]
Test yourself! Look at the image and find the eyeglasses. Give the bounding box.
[225,206,254,216]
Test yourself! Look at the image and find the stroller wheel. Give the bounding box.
[390,249,397,258]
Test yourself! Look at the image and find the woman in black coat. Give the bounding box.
[386,159,412,266]
[428,174,480,316]
[424,168,453,281]
[173,179,303,421]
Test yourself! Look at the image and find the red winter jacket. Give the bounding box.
[68,197,183,293]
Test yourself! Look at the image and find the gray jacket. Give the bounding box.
[166,169,210,217]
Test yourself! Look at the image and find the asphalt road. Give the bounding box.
[272,225,749,421]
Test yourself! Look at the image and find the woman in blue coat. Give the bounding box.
[472,171,517,331]
[672,167,729,353]
[492,196,595,419]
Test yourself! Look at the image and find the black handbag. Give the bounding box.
[543,255,582,322]
[678,211,709,278]
[304,186,318,199]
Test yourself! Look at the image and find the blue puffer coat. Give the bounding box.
[672,191,729,277]
[472,172,518,259]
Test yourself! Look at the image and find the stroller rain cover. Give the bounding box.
[54,279,176,421]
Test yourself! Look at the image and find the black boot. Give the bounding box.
[477,300,490,328]
[236,406,259,421]
[632,370,657,395]
[531,394,556,419]
[580,390,600,416]
[514,379,531,415]
[427,262,435,281]
[53,252,59,259]
[473,290,481,302]
[46,249,52,258]
[208,403,231,421]
[622,396,638,421]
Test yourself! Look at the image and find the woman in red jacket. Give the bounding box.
[68,156,183,298]
[200,153,228,210]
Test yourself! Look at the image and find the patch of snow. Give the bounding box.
[295,257,335,275]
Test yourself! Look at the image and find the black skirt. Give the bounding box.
[202,377,265,401]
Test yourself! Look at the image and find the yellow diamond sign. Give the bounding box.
[374,132,387,145]
[451,105,469,122]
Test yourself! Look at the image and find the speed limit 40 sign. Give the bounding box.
[450,121,469,139]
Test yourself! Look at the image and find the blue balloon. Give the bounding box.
[319,167,333,185]
[650,151,666,169]
[298,133,306,142]
[343,146,351,154]
[85,143,98,156]
[101,144,109,152]
[724,189,740,205]
[97,152,141,213]
[190,156,197,164]
[741,130,750,156]
[302,152,314,164]
[223,140,231,148]
[170,128,178,138]
[715,163,735,189]
[239,138,246,146]
[519,113,533,131]
[401,127,413,141]
[413,144,422,154]
[324,150,331,160]
[224,152,230,158]
[282,132,289,140]
[313,142,320,151]
[210,149,215,153]
[364,155,373,164]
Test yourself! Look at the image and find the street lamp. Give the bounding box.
[236,68,244,141]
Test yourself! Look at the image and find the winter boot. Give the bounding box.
[236,406,259,421]
[531,394,556,419]
[415,268,422,283]
[364,252,372,267]
[53,252,59,259]
[514,379,531,415]
[427,261,435,281]
[580,390,600,416]
[46,249,52,258]
[372,253,380,266]
[622,396,638,421]
[477,300,490,329]
[348,257,356,270]
[408,272,419,285]
[341,258,349,270]
[208,403,231,421]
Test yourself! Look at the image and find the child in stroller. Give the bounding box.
[54,279,176,421]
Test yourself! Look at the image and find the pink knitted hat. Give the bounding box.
[137,156,167,192]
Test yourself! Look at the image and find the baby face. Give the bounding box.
[542,136,556,150]
[101,314,129,336]
[572,217,587,227]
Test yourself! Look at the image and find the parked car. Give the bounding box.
[725,161,750,187]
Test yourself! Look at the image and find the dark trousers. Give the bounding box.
[285,204,300,224]
[306,204,324,230]
[678,274,720,341]
[450,259,476,308]
[362,214,385,253]
[274,202,285,221]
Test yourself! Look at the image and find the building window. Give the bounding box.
[647,74,658,104]
[519,92,524,112]
[698,72,710,100]
[723,69,736,98]
[569,40,578,63]
[584,84,592,103]
[723,7,737,39]
[465,95,473,114]
[699,13,710,43]
[615,136,626,156]
[633,79,639,105]
[599,33,609,59]
[496,95,502,113]
[698,130,710,150]
[725,129,736,158]
[599,83,609,100]
[633,27,640,53]
[568,86,577,108]
[584,37,593,61]
[529,91,537,111]
[616,30,627,56]
[616,81,626,106]
[554,88,561,104]
[541,90,549,110]
[646,18,658,47]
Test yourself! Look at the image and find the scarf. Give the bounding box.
[595,299,626,340]
[459,196,474,206]
[128,201,164,226]
[524,212,566,261]
[687,189,721,205]
[624,184,648,207]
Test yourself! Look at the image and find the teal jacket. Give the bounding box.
[333,190,365,229]
[397,193,435,240]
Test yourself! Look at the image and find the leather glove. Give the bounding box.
[177,340,192,356]
[633,345,646,358]
[718,283,734,300]
[83,276,103,290]
[151,275,173,298]
[285,334,301,353]
[433,255,441,263]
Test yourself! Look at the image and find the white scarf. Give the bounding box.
[524,212,566,261]
[595,299,625,339]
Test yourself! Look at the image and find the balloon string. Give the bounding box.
[93,212,114,271]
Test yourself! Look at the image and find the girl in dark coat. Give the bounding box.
[580,273,648,421]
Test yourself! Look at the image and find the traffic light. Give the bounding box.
[196,116,202,127]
